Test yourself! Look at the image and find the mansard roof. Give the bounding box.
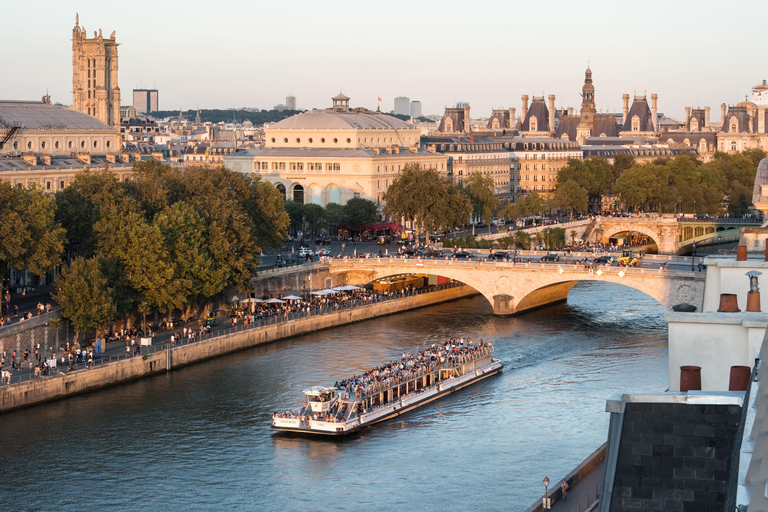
[486,109,511,129]
[593,115,620,137]
[621,96,655,132]
[555,116,578,141]
[437,107,468,133]
[687,109,706,131]
[521,97,549,132]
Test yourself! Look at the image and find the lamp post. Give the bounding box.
[691,242,696,272]
[542,477,551,510]
[717,234,722,255]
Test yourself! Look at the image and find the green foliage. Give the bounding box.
[342,197,378,229]
[53,257,116,335]
[0,181,65,285]
[464,173,499,229]
[553,150,765,215]
[52,163,290,329]
[384,163,471,238]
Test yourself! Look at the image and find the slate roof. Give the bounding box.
[486,109,512,129]
[0,156,131,172]
[230,147,438,158]
[608,399,741,512]
[688,109,706,131]
[437,107,467,133]
[555,116,579,141]
[661,132,716,145]
[594,115,620,137]
[0,101,112,130]
[722,106,752,133]
[621,96,655,132]
[521,97,549,132]
[271,108,411,131]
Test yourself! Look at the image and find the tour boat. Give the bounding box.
[271,340,502,435]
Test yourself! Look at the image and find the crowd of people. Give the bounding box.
[273,338,494,424]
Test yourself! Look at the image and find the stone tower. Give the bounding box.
[576,65,596,143]
[71,14,121,127]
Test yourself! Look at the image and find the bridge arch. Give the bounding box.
[604,229,660,253]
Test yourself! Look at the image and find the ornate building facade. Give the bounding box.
[71,14,121,127]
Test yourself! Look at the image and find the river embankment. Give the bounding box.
[0,285,476,413]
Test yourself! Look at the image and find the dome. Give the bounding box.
[270,108,412,131]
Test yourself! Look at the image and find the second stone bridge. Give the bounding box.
[257,259,706,316]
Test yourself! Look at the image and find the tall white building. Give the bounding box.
[410,100,422,118]
[394,96,410,117]
[286,95,297,110]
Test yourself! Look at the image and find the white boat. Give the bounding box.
[272,340,502,435]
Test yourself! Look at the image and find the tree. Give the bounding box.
[464,173,499,234]
[384,163,470,240]
[523,192,547,220]
[0,182,65,295]
[553,180,589,217]
[323,202,345,228]
[342,197,377,232]
[53,257,116,338]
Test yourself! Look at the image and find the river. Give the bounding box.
[0,281,668,511]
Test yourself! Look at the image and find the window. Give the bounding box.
[279,162,286,170]
[271,138,276,143]
[542,164,546,170]
[731,123,738,133]
[272,162,279,170]
[93,140,98,148]
[290,162,297,170]
[333,138,338,143]
[525,164,529,170]
[55,141,59,149]
[321,138,325,143]
[534,164,538,170]
[254,162,260,171]
[353,192,360,198]
[296,138,301,143]
[731,142,737,151]
[41,141,46,149]
[346,138,351,143]
[283,138,288,143]
[326,163,332,171]
[81,141,85,148]
[308,138,313,143]
[60,181,65,189]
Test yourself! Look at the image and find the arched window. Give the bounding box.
[731,141,737,151]
[292,185,304,203]
[328,185,341,204]
[275,183,286,199]
[731,123,738,133]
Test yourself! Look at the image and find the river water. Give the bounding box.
[0,281,668,511]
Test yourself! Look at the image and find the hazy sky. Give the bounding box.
[1,0,765,120]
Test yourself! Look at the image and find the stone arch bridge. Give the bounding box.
[311,258,705,316]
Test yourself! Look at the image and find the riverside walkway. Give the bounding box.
[0,284,461,387]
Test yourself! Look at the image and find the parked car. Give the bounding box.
[591,255,614,265]
[403,248,424,257]
[423,249,445,258]
[453,251,474,259]
[539,253,561,262]
[316,249,332,257]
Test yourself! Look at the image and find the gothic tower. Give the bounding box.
[71,14,121,127]
[576,65,596,143]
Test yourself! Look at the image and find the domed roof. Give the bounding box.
[270,108,412,131]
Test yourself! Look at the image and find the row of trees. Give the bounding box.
[52,161,289,337]
[552,150,765,215]
[282,197,378,237]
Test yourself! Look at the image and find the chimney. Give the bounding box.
[759,105,766,134]
[23,153,37,165]
[373,147,380,155]
[548,94,556,133]
[521,95,529,122]
[567,107,574,116]
[40,154,51,165]
[77,153,91,165]
[392,145,399,154]
[651,94,658,131]
[106,153,116,163]
[704,107,710,128]
[463,104,471,133]
[721,103,727,124]
[409,145,418,153]
[510,107,516,127]
[386,146,392,154]
[427,144,436,153]
[684,107,691,128]
[622,94,630,123]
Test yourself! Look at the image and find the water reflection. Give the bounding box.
[0,281,668,511]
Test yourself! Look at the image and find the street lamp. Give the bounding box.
[542,477,551,510]
[691,242,696,272]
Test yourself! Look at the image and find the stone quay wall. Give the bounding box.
[0,311,73,356]
[0,285,477,413]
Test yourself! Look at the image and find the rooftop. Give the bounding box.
[0,101,114,131]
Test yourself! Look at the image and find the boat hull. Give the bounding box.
[272,360,502,436]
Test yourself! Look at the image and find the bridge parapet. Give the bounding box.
[323,258,705,316]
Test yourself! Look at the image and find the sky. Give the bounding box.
[1,0,766,120]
